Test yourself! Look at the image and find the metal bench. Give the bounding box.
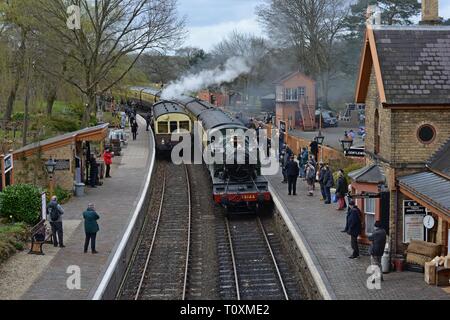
[29,220,52,255]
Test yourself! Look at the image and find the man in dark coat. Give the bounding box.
[347,201,362,259]
[131,120,139,140]
[322,165,334,204]
[310,140,319,162]
[145,112,152,131]
[83,203,100,254]
[318,162,326,201]
[286,155,300,195]
[368,221,387,280]
[89,155,98,188]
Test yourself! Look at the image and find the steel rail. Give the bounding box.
[182,165,192,300]
[257,217,289,300]
[134,172,167,300]
[225,217,241,300]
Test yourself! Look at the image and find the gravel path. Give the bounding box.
[0,220,81,300]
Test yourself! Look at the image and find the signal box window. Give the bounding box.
[170,121,178,133]
[179,121,190,132]
[158,122,168,134]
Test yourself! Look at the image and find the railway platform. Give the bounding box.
[266,172,450,300]
[0,116,154,300]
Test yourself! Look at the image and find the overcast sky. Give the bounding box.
[178,0,450,52]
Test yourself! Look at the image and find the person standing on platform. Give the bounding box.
[286,155,300,196]
[131,120,139,140]
[145,112,152,131]
[47,196,65,248]
[347,201,362,259]
[318,162,326,201]
[310,140,319,164]
[335,169,348,210]
[368,221,386,281]
[322,164,334,204]
[305,162,316,196]
[298,147,308,178]
[103,148,113,178]
[83,203,100,254]
[90,155,98,188]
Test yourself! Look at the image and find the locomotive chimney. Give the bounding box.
[421,0,440,25]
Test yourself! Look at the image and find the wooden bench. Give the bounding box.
[28,220,53,255]
[436,267,450,287]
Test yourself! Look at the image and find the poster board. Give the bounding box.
[403,200,426,243]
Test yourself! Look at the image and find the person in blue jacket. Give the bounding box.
[83,203,100,254]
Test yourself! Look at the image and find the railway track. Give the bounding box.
[217,216,303,300]
[118,161,192,300]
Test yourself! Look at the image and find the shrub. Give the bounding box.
[0,222,28,263]
[54,185,71,204]
[11,112,25,122]
[0,184,43,225]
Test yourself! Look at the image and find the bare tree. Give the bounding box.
[257,0,350,106]
[32,0,185,125]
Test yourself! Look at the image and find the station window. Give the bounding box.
[365,198,376,235]
[158,121,168,134]
[285,88,299,102]
[179,121,190,132]
[417,124,436,144]
[170,121,178,133]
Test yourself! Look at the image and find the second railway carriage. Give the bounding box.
[153,100,192,153]
[180,98,272,211]
[129,86,161,110]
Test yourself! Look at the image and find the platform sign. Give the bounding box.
[403,200,426,243]
[344,148,365,158]
[4,154,13,173]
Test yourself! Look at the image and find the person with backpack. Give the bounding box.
[47,196,65,248]
[305,162,316,196]
[83,203,100,254]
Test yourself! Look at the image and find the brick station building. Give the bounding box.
[13,124,109,191]
[353,24,450,258]
[274,71,317,131]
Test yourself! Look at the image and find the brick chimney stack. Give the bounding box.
[421,0,440,24]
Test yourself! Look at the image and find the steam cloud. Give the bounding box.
[161,56,251,100]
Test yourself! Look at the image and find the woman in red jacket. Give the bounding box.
[103,148,113,178]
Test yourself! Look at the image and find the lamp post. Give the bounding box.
[45,158,57,195]
[314,131,325,162]
[340,139,353,154]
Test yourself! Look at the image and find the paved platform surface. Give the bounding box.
[267,171,450,300]
[20,116,153,300]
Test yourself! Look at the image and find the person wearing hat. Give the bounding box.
[285,155,300,196]
[346,200,361,259]
[369,221,387,281]
[83,203,100,254]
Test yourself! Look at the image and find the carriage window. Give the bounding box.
[179,121,190,132]
[170,121,178,133]
[158,122,168,134]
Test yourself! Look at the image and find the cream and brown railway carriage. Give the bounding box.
[153,100,192,153]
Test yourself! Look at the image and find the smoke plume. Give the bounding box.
[161,56,251,100]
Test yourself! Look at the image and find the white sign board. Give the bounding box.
[41,193,47,220]
[403,200,426,243]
